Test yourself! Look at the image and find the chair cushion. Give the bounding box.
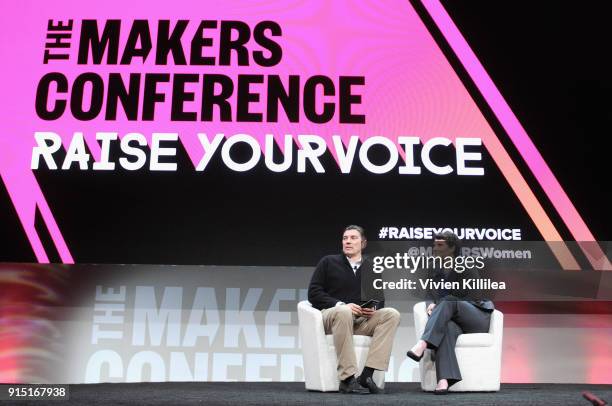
[325,335,372,347]
[455,333,494,347]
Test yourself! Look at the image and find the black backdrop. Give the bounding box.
[1,0,609,265]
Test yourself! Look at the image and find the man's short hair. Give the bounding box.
[434,231,460,256]
[344,225,367,241]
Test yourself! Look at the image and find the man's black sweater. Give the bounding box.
[308,254,383,310]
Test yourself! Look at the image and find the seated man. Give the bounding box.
[308,225,400,394]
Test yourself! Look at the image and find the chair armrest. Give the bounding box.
[297,300,329,353]
[298,301,325,337]
[488,309,504,348]
[297,300,334,389]
[413,302,428,340]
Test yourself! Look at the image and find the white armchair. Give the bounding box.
[413,301,503,392]
[297,300,385,391]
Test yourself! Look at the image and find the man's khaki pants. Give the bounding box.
[321,305,400,380]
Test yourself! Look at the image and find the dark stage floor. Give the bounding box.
[4,382,611,405]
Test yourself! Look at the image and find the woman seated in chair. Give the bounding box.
[406,232,494,394]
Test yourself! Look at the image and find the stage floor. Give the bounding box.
[5,382,611,405]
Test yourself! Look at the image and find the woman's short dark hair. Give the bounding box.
[434,231,461,256]
[344,225,367,241]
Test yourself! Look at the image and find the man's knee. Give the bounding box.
[380,307,401,324]
[332,305,354,324]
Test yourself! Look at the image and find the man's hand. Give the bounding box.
[426,303,436,316]
[347,303,363,316]
[360,307,376,319]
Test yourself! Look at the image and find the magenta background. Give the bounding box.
[0,0,495,263]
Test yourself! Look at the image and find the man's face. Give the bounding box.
[342,229,364,257]
[433,239,454,258]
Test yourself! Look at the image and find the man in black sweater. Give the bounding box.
[308,225,400,394]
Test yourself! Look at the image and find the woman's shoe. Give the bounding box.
[434,388,448,395]
[406,350,423,362]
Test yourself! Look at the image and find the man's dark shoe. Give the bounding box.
[358,376,383,394]
[339,376,368,394]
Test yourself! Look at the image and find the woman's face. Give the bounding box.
[433,239,454,258]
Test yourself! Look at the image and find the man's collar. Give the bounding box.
[346,256,362,264]
[343,254,367,265]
